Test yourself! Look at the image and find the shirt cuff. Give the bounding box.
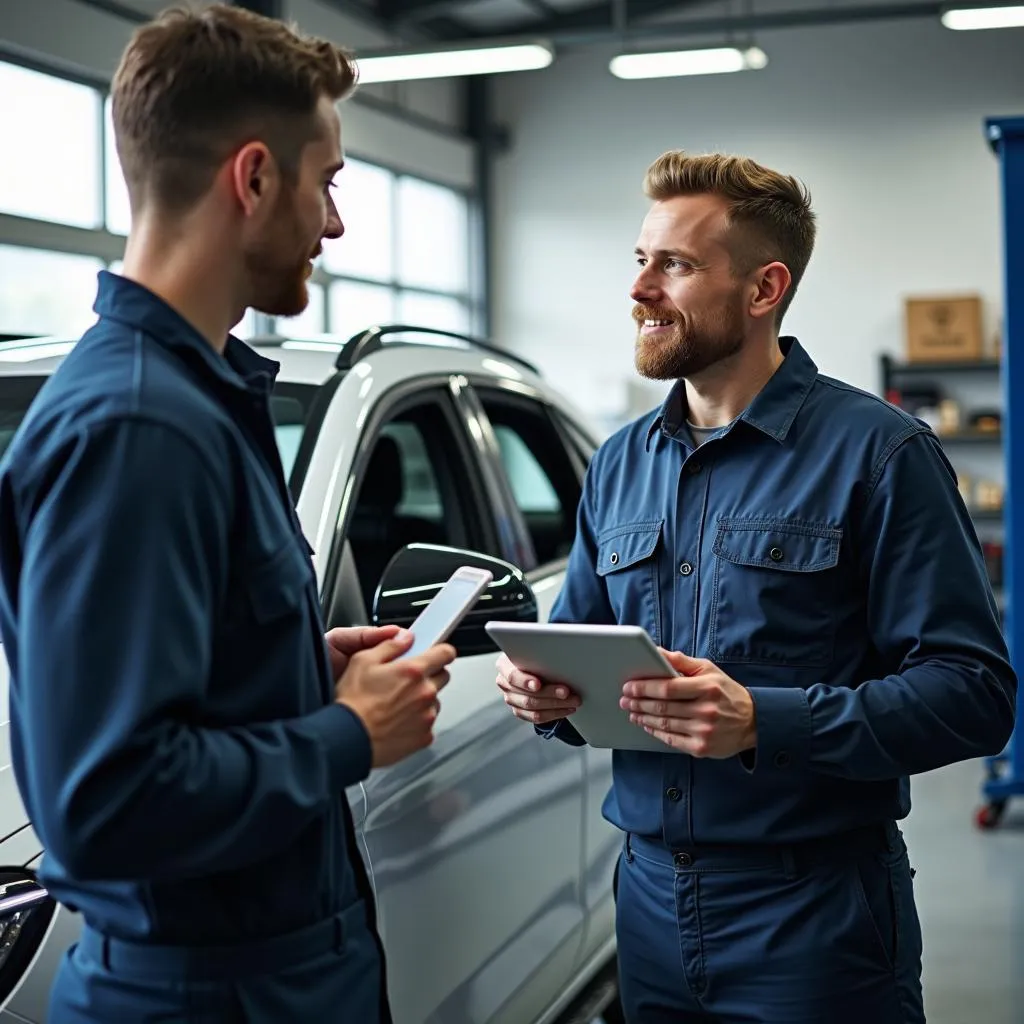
[314,704,374,789]
[740,687,811,775]
[535,718,587,747]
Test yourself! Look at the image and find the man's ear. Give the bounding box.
[229,141,278,217]
[749,261,791,322]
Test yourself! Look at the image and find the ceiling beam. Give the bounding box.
[379,0,465,25]
[233,0,285,17]
[393,0,579,27]
[406,0,945,45]
[74,0,148,24]
[558,0,944,44]
[489,0,698,34]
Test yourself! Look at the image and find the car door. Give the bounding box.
[468,385,622,978]
[322,379,587,1024]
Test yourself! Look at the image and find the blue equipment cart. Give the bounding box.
[977,117,1024,830]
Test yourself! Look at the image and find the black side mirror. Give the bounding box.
[372,544,539,656]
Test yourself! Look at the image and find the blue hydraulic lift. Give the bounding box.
[977,116,1024,829]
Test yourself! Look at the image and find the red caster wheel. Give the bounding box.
[975,800,1007,830]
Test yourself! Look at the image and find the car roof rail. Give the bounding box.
[333,324,540,376]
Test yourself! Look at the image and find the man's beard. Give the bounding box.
[633,302,744,380]
[245,195,317,319]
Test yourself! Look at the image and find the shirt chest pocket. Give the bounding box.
[222,536,315,631]
[247,541,315,623]
[709,517,842,668]
[596,520,664,646]
[214,537,322,719]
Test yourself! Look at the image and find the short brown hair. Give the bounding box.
[111,3,357,214]
[644,151,816,323]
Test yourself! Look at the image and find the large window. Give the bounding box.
[0,63,102,230]
[277,156,475,342]
[0,245,104,338]
[0,60,153,340]
[1,59,478,344]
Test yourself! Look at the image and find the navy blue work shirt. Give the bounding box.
[546,338,1017,847]
[0,273,375,943]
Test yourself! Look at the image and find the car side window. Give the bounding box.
[478,392,582,568]
[346,397,485,612]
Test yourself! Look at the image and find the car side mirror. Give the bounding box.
[371,544,539,656]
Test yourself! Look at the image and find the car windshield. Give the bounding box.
[0,376,324,496]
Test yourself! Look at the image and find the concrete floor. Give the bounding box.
[902,756,1024,1024]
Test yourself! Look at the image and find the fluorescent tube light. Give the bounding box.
[941,4,1024,28]
[610,45,768,80]
[355,42,553,84]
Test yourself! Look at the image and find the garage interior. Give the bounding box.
[2,0,1024,1021]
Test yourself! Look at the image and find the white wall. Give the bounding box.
[491,19,1024,423]
[1,0,474,189]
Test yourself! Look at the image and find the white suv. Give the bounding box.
[0,326,624,1024]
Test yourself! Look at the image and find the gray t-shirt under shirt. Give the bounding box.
[688,422,721,447]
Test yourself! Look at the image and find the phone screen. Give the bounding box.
[406,574,487,658]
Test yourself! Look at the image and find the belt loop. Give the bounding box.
[625,833,634,863]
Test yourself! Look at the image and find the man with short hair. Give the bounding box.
[498,150,1016,1022]
[0,5,454,1021]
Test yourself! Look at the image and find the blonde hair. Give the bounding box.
[644,151,816,323]
[112,3,357,214]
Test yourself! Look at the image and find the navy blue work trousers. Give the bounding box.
[615,823,925,1023]
[47,904,383,1023]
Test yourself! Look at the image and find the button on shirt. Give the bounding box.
[545,338,1017,848]
[0,273,374,943]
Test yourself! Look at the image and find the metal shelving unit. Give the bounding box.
[878,352,1004,563]
[976,115,1024,829]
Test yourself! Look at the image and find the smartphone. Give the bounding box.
[403,566,494,659]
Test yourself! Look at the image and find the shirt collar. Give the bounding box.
[92,270,280,394]
[645,337,818,452]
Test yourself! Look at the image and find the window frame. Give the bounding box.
[322,377,502,629]
[0,50,127,331]
[466,381,586,575]
[0,49,111,234]
[0,50,128,331]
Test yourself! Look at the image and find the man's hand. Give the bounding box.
[620,649,757,757]
[325,625,402,682]
[337,630,457,767]
[496,653,581,725]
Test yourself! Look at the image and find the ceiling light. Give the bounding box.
[941,4,1024,27]
[355,42,554,84]
[610,45,768,80]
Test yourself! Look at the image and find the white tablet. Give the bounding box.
[485,621,678,753]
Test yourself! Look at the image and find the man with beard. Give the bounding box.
[497,150,1016,1022]
[0,6,456,1022]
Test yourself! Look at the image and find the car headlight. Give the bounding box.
[0,869,56,1004]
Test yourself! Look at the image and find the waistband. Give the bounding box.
[626,821,901,874]
[79,901,369,981]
